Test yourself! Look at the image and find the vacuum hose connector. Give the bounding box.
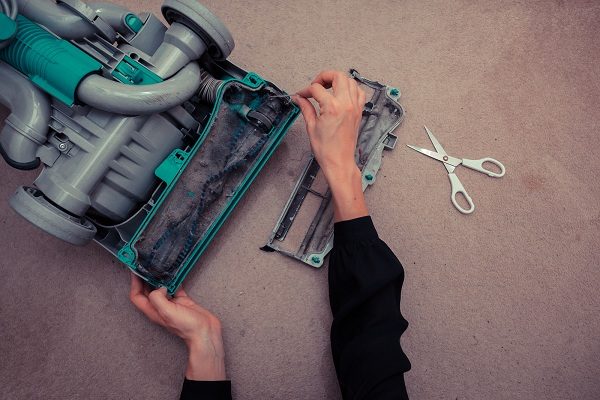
[0,15,102,106]
[197,68,223,103]
[0,61,51,169]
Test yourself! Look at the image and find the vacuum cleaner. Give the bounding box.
[0,0,299,293]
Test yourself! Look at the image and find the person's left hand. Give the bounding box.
[129,273,226,381]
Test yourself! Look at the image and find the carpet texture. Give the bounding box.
[0,1,599,399]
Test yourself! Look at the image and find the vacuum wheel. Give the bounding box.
[9,186,97,246]
[161,0,235,60]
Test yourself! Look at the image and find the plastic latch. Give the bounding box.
[0,13,17,41]
[383,133,398,150]
[155,149,189,184]
[112,56,162,85]
[242,72,264,87]
[125,13,143,33]
[117,246,136,265]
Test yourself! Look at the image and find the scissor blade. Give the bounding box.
[406,144,463,173]
[406,144,444,161]
[424,126,449,157]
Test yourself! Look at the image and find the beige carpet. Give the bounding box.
[1,0,599,399]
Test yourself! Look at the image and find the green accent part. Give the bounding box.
[0,13,17,41]
[365,174,374,181]
[118,246,136,264]
[0,15,102,105]
[120,72,300,294]
[311,256,321,264]
[155,149,188,183]
[241,72,265,87]
[390,88,400,96]
[125,13,143,33]
[112,55,163,85]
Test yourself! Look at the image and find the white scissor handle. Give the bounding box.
[461,157,505,178]
[448,173,475,214]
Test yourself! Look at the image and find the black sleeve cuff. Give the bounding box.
[333,216,378,245]
[180,379,232,400]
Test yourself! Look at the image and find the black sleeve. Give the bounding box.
[329,216,411,400]
[180,379,232,400]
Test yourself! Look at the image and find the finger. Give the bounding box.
[173,295,197,307]
[292,95,317,132]
[311,70,349,95]
[348,78,359,106]
[130,273,144,297]
[174,286,189,299]
[173,287,201,308]
[130,273,152,304]
[133,299,164,325]
[296,83,332,107]
[130,274,164,325]
[148,287,177,320]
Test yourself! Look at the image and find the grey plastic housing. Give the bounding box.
[88,2,135,35]
[10,186,97,245]
[35,102,185,220]
[124,13,168,56]
[0,0,241,246]
[17,0,114,41]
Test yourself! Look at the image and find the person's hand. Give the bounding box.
[293,70,369,221]
[129,273,226,381]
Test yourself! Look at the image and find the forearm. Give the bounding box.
[328,217,410,399]
[185,343,226,381]
[325,164,369,222]
[180,343,230,400]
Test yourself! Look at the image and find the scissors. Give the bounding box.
[407,126,505,214]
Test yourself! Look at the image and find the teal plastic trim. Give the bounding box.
[0,15,102,105]
[154,149,188,183]
[125,13,143,33]
[112,55,163,85]
[117,72,300,294]
[241,72,264,86]
[0,13,17,41]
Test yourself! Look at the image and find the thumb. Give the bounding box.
[293,95,317,134]
[148,287,176,319]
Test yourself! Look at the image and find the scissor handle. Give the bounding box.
[448,173,475,214]
[462,158,505,178]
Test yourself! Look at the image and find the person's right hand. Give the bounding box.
[293,71,369,221]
